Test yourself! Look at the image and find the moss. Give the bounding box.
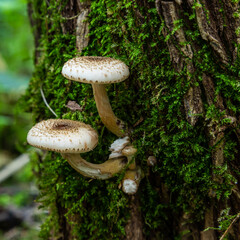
[21,0,240,239]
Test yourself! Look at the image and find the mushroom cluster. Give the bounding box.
[27,119,128,179]
[27,56,142,194]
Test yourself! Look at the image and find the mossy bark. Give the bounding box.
[24,0,240,239]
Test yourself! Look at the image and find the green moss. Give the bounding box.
[21,0,240,239]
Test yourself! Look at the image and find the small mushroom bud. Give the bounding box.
[147,156,157,166]
[122,167,142,195]
[122,145,137,170]
[108,137,130,159]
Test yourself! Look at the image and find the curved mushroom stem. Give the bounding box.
[61,153,127,180]
[92,84,126,137]
[122,167,142,195]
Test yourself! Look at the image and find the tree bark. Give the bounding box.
[26,0,240,239]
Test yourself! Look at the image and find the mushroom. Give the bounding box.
[122,167,142,195]
[122,145,137,170]
[27,119,127,179]
[108,136,130,159]
[147,156,157,167]
[61,56,130,137]
[121,145,144,194]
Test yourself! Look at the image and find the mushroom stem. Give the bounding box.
[92,84,126,137]
[61,153,127,180]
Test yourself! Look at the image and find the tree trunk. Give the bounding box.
[24,0,240,239]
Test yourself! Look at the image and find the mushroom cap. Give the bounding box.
[122,179,138,195]
[61,56,129,84]
[27,119,98,153]
[122,145,137,157]
[147,156,157,166]
[108,136,130,159]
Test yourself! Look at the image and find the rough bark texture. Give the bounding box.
[155,1,240,239]
[124,196,144,240]
[156,0,204,127]
[26,0,240,239]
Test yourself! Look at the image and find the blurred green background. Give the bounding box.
[0,0,33,160]
[0,0,42,239]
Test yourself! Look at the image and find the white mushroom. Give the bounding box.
[121,145,143,195]
[61,56,130,137]
[27,119,127,179]
[122,167,142,195]
[108,136,130,159]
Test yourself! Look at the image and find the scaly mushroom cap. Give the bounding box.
[27,119,98,153]
[61,56,129,84]
[108,137,130,159]
[122,179,138,195]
